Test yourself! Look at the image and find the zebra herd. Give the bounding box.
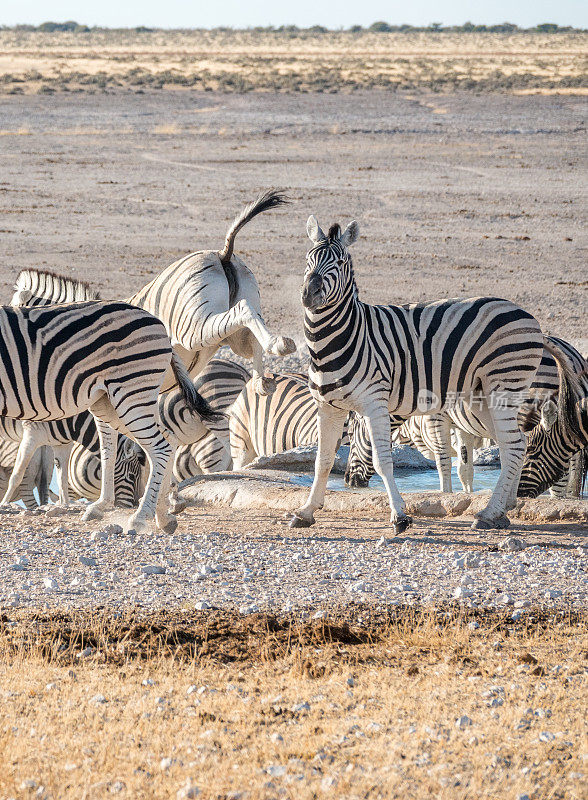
[0,192,585,534]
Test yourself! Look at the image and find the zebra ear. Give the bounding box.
[540,399,558,431]
[340,220,359,248]
[307,215,326,244]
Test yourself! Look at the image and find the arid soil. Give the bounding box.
[0,91,586,354]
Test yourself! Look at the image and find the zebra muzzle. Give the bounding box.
[301,275,324,309]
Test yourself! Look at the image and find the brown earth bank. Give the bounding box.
[0,91,586,352]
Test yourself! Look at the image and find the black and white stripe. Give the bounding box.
[290,216,548,533]
[346,336,587,496]
[229,373,325,469]
[0,300,215,533]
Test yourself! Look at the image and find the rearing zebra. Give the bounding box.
[289,216,558,533]
[12,191,296,398]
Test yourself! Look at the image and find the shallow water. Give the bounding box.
[291,464,503,494]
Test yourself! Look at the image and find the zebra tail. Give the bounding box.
[37,445,53,505]
[542,336,585,444]
[170,352,225,424]
[218,189,290,266]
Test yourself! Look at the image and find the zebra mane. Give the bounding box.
[327,223,341,241]
[218,189,290,266]
[14,269,101,304]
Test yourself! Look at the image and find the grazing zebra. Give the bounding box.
[0,300,216,533]
[518,374,588,498]
[173,357,251,479]
[289,216,558,533]
[0,413,145,507]
[345,336,588,496]
[229,373,322,469]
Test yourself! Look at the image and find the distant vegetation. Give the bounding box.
[1,20,585,34]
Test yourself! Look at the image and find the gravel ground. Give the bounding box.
[1,505,585,616]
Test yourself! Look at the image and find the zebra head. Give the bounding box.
[344,412,374,488]
[114,436,146,507]
[518,397,587,498]
[302,216,360,311]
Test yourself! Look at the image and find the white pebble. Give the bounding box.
[455,715,473,729]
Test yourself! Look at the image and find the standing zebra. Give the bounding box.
[345,337,587,495]
[0,301,216,533]
[289,216,558,533]
[12,192,295,395]
[229,373,328,469]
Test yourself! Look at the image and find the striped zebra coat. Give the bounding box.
[345,336,587,497]
[518,369,588,498]
[0,301,215,533]
[290,216,553,533]
[173,358,251,480]
[229,373,323,469]
[13,192,294,402]
[0,414,144,508]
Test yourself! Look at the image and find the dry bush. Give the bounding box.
[0,30,586,94]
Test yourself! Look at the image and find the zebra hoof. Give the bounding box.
[270,336,297,357]
[392,515,412,536]
[289,514,313,528]
[471,515,511,531]
[160,516,178,535]
[82,506,104,522]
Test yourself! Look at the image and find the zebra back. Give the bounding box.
[11,269,100,307]
[229,374,320,462]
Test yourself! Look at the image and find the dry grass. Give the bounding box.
[0,608,586,799]
[0,30,586,94]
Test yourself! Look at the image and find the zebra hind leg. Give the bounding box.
[472,401,524,530]
[289,404,347,528]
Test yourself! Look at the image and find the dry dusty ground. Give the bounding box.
[0,91,586,352]
[0,606,586,800]
[0,89,586,798]
[0,30,586,94]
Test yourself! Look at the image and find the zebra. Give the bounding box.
[0,413,145,508]
[0,300,217,533]
[173,357,251,479]
[518,372,588,498]
[12,192,295,393]
[345,336,588,496]
[289,216,565,533]
[229,373,325,469]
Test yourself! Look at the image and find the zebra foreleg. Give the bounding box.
[289,404,347,528]
[0,424,45,506]
[364,407,412,535]
[82,419,117,521]
[52,444,73,506]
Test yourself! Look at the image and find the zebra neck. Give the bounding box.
[303,290,363,369]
